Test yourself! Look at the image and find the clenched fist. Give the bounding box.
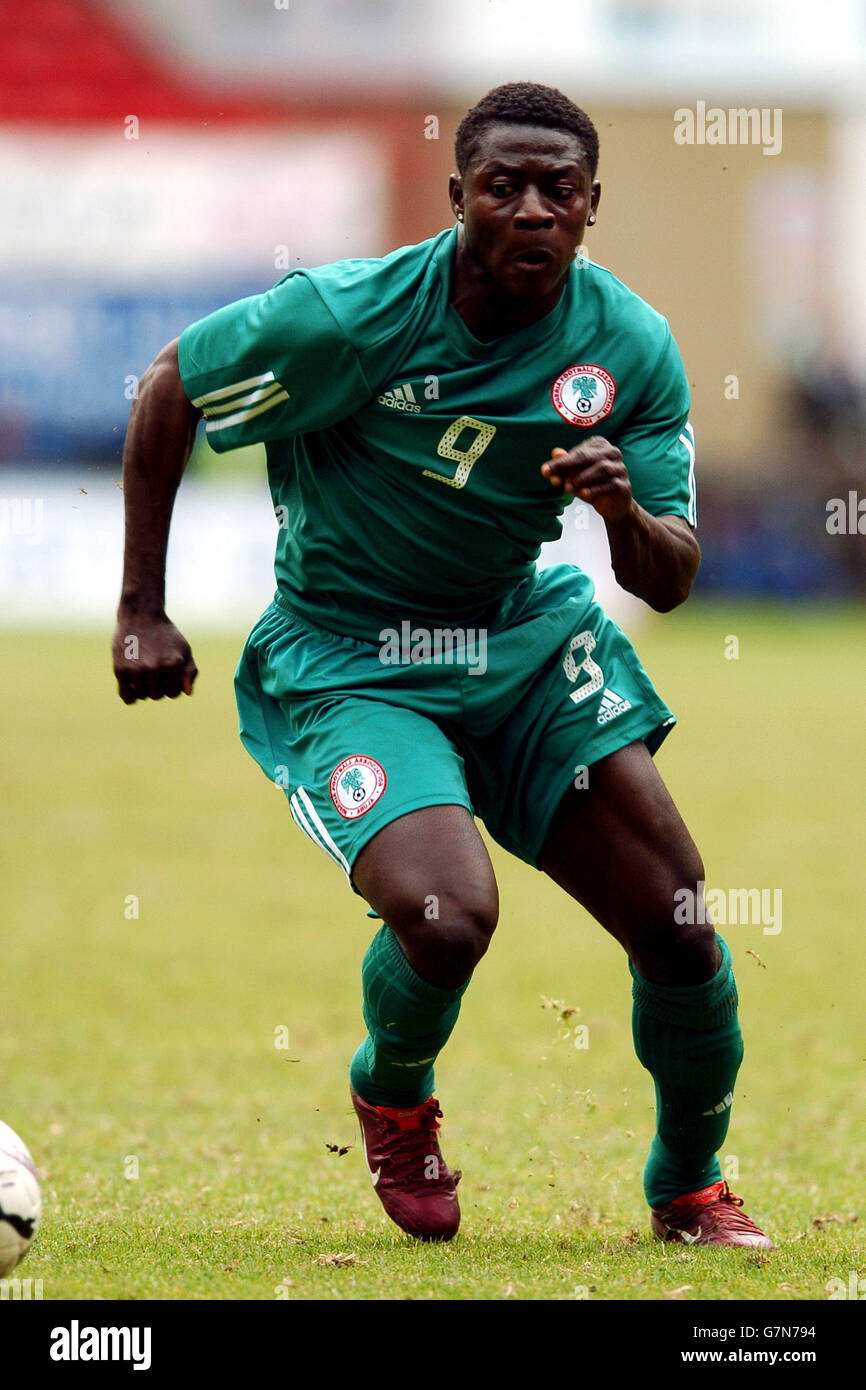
[112,612,198,705]
[541,437,634,522]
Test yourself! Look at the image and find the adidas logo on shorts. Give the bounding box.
[596,687,632,725]
[377,382,421,413]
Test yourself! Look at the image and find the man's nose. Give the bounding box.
[514,186,554,226]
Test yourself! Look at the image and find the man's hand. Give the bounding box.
[112,612,198,704]
[541,438,633,522]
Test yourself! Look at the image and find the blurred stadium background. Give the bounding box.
[1,0,865,622]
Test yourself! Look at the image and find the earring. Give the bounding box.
[457,212,464,221]
[587,216,595,225]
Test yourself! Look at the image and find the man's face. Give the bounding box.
[449,123,600,299]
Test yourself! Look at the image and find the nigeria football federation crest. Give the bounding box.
[329,755,387,819]
[551,363,616,427]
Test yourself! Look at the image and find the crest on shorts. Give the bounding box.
[551,363,616,427]
[329,755,387,819]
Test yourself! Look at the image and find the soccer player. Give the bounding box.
[113,83,772,1249]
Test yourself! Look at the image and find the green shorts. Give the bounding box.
[234,564,675,884]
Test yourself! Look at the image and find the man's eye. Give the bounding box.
[490,182,514,197]
[553,185,576,199]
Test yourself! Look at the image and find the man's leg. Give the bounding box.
[350,803,498,1104]
[348,804,498,1239]
[539,741,772,1247]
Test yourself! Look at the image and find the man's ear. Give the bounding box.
[449,174,464,222]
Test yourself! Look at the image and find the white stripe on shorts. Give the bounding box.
[290,787,352,879]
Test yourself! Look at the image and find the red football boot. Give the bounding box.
[651,1179,774,1249]
[351,1089,460,1241]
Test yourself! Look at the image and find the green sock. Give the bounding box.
[349,925,469,1107]
[630,934,744,1208]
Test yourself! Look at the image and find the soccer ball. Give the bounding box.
[0,1121,42,1277]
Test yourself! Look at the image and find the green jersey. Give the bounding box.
[178,227,695,641]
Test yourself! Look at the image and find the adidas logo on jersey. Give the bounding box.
[377,382,421,413]
[596,687,632,725]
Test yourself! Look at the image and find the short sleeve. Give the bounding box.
[177,272,373,452]
[612,328,696,525]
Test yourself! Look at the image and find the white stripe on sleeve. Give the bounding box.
[191,371,277,408]
[678,422,696,525]
[204,388,290,433]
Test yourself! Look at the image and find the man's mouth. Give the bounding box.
[512,247,555,269]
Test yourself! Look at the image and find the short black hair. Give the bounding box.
[455,82,599,179]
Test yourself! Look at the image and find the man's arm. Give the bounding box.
[112,338,202,703]
[603,505,700,613]
[541,438,700,612]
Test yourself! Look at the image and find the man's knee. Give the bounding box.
[386,888,499,988]
[351,805,498,986]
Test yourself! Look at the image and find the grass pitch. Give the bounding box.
[0,601,863,1301]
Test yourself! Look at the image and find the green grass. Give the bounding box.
[1,601,863,1300]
